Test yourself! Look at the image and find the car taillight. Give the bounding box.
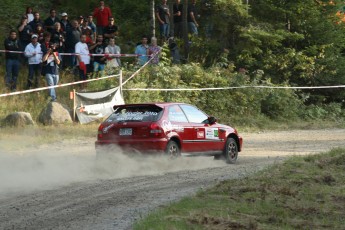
[150,123,163,137]
[97,124,104,139]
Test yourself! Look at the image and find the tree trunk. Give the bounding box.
[150,0,156,38]
[183,0,189,62]
[169,0,174,37]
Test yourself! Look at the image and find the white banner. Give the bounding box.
[75,87,124,124]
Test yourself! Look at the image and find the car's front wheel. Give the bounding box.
[224,137,238,164]
[165,141,180,158]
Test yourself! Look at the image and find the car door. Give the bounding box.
[179,104,223,153]
[165,105,195,152]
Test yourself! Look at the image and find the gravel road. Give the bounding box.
[1,129,345,230]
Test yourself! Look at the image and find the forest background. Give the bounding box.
[1,0,345,129]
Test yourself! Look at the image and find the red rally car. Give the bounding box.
[95,102,243,164]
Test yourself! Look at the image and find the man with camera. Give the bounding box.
[42,43,61,102]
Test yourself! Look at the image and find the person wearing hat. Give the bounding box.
[24,34,43,89]
[60,12,71,33]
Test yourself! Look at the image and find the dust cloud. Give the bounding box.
[0,138,225,197]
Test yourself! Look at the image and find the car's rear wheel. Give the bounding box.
[165,141,180,158]
[224,137,238,164]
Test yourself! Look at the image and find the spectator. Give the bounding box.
[44,9,60,33]
[42,43,61,102]
[26,7,34,23]
[4,30,21,91]
[168,37,180,64]
[156,0,170,40]
[187,0,199,36]
[173,0,183,38]
[148,37,161,65]
[105,37,121,68]
[51,22,66,68]
[103,16,118,43]
[77,15,84,27]
[89,34,107,78]
[17,15,33,50]
[60,12,71,33]
[24,34,43,89]
[65,20,81,67]
[135,35,149,66]
[29,12,43,33]
[87,15,97,42]
[51,22,65,52]
[41,32,52,54]
[93,0,112,35]
[75,34,91,83]
[80,18,93,45]
[36,23,45,43]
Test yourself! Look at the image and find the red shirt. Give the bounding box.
[93,7,112,27]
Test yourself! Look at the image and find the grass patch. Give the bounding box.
[133,148,345,230]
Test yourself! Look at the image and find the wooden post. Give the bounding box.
[73,89,76,122]
[119,70,123,98]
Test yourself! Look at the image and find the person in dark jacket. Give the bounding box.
[29,12,43,33]
[4,30,21,91]
[17,15,33,51]
[42,43,61,101]
[65,20,81,67]
[44,9,60,33]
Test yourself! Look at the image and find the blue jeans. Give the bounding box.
[27,63,41,88]
[5,59,20,90]
[45,74,59,100]
[159,23,170,39]
[188,22,198,36]
[65,47,76,68]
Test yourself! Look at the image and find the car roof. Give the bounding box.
[118,102,187,108]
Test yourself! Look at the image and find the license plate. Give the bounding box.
[119,128,132,136]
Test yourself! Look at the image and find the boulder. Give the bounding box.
[39,102,73,125]
[3,112,35,127]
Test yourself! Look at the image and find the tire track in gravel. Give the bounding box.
[0,129,345,230]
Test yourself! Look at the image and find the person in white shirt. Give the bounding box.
[24,34,42,89]
[75,34,90,81]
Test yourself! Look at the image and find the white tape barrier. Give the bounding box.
[121,51,159,86]
[0,74,120,98]
[0,50,160,98]
[123,85,345,91]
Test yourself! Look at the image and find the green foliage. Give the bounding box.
[1,0,345,127]
[299,103,345,121]
[122,64,306,127]
[134,148,345,229]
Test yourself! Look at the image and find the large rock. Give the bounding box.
[3,112,35,127]
[39,102,73,125]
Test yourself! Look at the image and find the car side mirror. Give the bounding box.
[208,116,217,125]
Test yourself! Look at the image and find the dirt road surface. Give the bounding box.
[1,129,345,229]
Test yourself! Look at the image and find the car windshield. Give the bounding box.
[106,105,163,122]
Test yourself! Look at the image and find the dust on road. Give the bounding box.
[0,128,344,229]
